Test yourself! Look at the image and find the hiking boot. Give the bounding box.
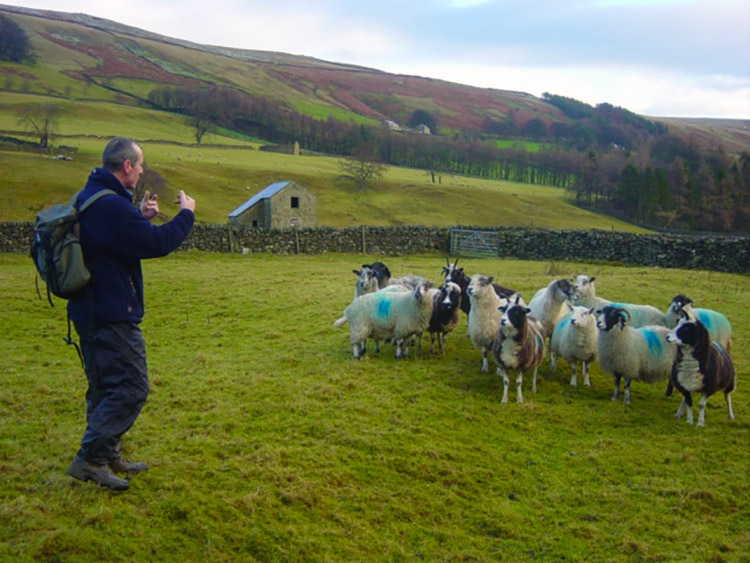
[66,457,129,491]
[109,458,148,475]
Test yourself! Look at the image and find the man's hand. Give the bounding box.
[140,190,160,220]
[174,190,196,212]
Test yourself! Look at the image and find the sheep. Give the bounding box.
[425,282,462,355]
[352,266,379,299]
[549,305,598,387]
[664,294,732,351]
[492,297,547,403]
[666,318,735,428]
[466,274,509,373]
[572,274,666,327]
[363,261,392,288]
[333,281,434,359]
[596,306,677,404]
[528,278,575,338]
[441,257,518,318]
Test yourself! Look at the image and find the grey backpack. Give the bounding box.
[30,189,115,305]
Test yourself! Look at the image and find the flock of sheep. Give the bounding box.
[334,259,736,428]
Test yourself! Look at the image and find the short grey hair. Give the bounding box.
[102,137,141,172]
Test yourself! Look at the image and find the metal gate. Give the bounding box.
[449,228,499,257]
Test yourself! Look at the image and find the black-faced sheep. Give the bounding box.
[596,306,677,404]
[426,281,462,355]
[666,318,735,428]
[467,274,508,373]
[573,274,666,327]
[334,281,434,359]
[492,297,547,403]
[441,257,517,318]
[528,278,575,338]
[549,305,598,387]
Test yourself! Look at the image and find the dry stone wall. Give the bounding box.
[2,221,748,273]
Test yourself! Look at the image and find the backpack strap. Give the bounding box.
[75,188,117,212]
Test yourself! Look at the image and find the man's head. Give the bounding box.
[102,136,143,191]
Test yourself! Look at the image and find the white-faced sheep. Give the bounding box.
[572,274,666,327]
[426,282,462,355]
[334,281,434,359]
[528,278,575,338]
[549,305,598,387]
[492,297,547,403]
[467,274,508,373]
[596,306,677,404]
[441,257,518,318]
[666,318,736,428]
[353,266,380,299]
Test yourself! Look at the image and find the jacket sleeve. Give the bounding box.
[98,196,195,260]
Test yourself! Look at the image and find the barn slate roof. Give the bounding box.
[227,180,293,218]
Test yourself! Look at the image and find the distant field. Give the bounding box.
[1,252,748,561]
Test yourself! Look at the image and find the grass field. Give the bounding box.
[1,252,748,561]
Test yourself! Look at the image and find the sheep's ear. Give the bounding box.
[565,302,574,312]
[589,277,596,283]
[588,307,595,315]
[596,309,602,315]
[488,276,494,284]
[353,269,361,275]
[524,307,532,314]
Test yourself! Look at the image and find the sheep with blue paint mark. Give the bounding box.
[664,294,732,351]
[549,305,598,387]
[334,281,434,359]
[596,306,677,404]
[572,274,666,327]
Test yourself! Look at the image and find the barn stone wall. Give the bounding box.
[3,221,748,273]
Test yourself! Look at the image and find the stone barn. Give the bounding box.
[227,180,317,229]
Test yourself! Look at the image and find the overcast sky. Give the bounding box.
[10,0,750,119]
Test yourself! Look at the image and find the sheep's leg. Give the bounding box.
[696,394,708,428]
[429,334,436,355]
[675,396,687,419]
[549,351,557,371]
[623,378,632,404]
[374,339,380,354]
[497,366,509,403]
[531,367,538,394]
[439,333,446,355]
[612,373,621,401]
[725,391,735,421]
[481,348,489,373]
[664,380,674,397]
[570,363,577,387]
[352,342,362,359]
[395,339,403,359]
[516,370,524,403]
[683,393,694,425]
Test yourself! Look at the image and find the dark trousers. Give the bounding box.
[74,321,149,465]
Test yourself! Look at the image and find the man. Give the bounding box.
[65,136,196,491]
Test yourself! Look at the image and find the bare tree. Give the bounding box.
[16,103,62,148]
[338,147,388,189]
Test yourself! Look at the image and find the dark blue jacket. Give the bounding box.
[67,168,194,324]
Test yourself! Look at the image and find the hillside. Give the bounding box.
[0,4,680,139]
[1,4,749,233]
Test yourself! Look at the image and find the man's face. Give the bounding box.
[121,145,144,191]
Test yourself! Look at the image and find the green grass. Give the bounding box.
[1,252,748,561]
[492,139,551,152]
